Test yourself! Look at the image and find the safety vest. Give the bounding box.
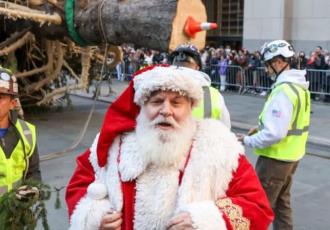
[192,86,222,119]
[0,119,36,194]
[255,82,310,161]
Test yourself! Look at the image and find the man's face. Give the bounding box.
[143,90,193,131]
[264,60,275,74]
[0,93,16,121]
[315,47,321,55]
[136,90,196,167]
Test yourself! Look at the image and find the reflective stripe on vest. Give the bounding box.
[0,120,36,194]
[203,86,212,118]
[192,86,222,119]
[19,119,33,147]
[286,83,310,136]
[255,82,311,161]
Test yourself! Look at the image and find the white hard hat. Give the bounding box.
[260,40,295,62]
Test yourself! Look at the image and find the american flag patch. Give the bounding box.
[272,109,282,117]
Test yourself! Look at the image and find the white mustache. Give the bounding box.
[150,116,180,129]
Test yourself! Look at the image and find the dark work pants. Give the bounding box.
[256,156,299,230]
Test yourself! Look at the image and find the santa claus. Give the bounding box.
[66,65,274,230]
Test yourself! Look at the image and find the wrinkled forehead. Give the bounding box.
[146,89,191,101]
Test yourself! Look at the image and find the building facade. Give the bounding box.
[203,0,244,49]
[204,0,330,53]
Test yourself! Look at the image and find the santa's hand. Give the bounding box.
[166,212,196,230]
[99,211,122,230]
[236,133,245,143]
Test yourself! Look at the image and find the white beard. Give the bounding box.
[135,109,196,168]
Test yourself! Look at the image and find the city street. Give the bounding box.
[2,1,330,229]
[32,81,330,230]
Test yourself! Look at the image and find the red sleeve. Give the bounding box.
[217,155,274,230]
[65,149,95,217]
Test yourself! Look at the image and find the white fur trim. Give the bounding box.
[71,119,244,229]
[133,66,203,106]
[177,201,227,230]
[87,182,107,200]
[176,119,244,207]
[87,134,124,211]
[104,136,123,211]
[88,133,101,172]
[119,132,148,181]
[69,134,114,229]
[134,166,180,229]
[69,196,111,230]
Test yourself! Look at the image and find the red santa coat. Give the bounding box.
[66,119,274,230]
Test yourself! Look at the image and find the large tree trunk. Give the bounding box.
[0,0,209,107]
[75,0,207,51]
[1,0,207,51]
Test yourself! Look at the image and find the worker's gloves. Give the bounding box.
[15,185,39,202]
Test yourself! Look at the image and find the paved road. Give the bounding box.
[32,81,330,229]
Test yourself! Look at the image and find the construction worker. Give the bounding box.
[237,40,311,230]
[0,67,41,195]
[169,44,231,129]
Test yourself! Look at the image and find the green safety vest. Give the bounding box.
[0,119,36,194]
[255,82,310,161]
[192,86,222,119]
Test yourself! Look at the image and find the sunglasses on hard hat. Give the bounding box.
[263,42,294,55]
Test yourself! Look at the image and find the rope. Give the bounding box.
[41,49,110,162]
[97,0,108,44]
[41,0,110,161]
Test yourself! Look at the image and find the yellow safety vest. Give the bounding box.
[192,86,222,119]
[255,82,310,161]
[0,119,36,194]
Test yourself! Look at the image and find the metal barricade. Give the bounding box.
[204,63,330,98]
[306,69,330,96]
[202,64,243,91]
[112,61,330,99]
[224,65,243,90]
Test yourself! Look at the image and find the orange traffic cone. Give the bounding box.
[184,16,218,38]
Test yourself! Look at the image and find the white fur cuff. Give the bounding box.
[69,197,111,230]
[178,201,227,230]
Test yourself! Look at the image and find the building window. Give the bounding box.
[203,0,244,36]
[221,0,244,37]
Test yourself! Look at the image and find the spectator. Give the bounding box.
[152,50,164,64]
[307,46,327,100]
[297,52,307,70]
[115,62,123,81]
[143,49,153,66]
[209,49,219,83]
[236,49,249,94]
[218,54,228,91]
[248,51,263,94]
